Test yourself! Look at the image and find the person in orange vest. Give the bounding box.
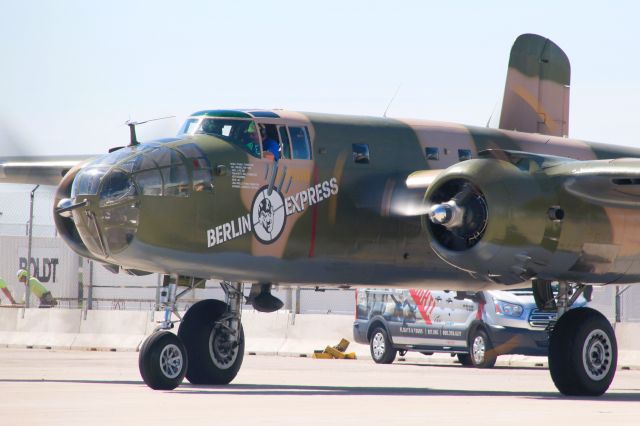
[17,269,58,308]
[0,278,16,304]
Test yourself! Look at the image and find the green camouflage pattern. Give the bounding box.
[3,34,640,292]
[499,34,570,137]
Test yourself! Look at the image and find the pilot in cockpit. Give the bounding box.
[201,119,220,135]
[260,125,280,161]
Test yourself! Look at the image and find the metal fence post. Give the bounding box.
[24,185,40,313]
[83,260,94,319]
[155,274,162,311]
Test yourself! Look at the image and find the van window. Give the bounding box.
[290,126,312,160]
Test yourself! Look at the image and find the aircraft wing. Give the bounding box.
[475,149,640,207]
[0,155,91,186]
[546,158,640,207]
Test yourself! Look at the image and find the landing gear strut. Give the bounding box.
[542,281,618,396]
[138,277,245,390]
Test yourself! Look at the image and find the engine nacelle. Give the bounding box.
[422,157,640,285]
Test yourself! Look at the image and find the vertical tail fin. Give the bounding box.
[499,34,570,137]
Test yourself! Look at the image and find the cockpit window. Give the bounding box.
[290,126,312,160]
[178,118,200,135]
[180,117,260,158]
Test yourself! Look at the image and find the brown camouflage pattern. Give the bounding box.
[2,34,640,292]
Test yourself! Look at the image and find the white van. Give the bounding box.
[353,288,587,367]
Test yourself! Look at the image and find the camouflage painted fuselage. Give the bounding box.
[59,109,640,291]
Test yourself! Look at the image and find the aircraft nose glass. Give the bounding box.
[98,168,140,255]
[71,167,108,198]
[99,169,138,206]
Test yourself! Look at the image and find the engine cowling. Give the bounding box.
[422,157,640,285]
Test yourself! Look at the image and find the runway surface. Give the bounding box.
[1,348,639,425]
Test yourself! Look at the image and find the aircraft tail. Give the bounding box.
[499,34,570,137]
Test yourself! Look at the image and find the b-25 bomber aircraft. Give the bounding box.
[1,33,636,396]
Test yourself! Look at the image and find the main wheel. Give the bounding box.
[369,327,397,364]
[138,331,187,390]
[468,328,496,368]
[178,299,245,385]
[549,307,617,396]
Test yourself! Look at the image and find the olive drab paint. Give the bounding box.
[3,34,640,292]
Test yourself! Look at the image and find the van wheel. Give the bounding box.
[457,353,473,366]
[469,329,496,368]
[370,327,397,364]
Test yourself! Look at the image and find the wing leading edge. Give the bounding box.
[0,155,90,186]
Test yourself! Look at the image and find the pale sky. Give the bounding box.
[1,1,639,156]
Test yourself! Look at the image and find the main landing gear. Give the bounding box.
[535,281,617,396]
[139,278,245,390]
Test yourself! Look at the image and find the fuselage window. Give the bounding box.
[458,149,472,161]
[426,147,439,160]
[352,143,370,164]
[278,126,292,159]
[290,126,312,160]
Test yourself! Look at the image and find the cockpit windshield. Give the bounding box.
[178,117,260,158]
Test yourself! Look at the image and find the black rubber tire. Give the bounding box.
[369,327,397,364]
[457,353,474,366]
[138,331,187,390]
[549,307,617,396]
[178,299,245,385]
[468,328,497,368]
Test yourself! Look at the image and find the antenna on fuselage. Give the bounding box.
[485,101,499,128]
[124,116,175,146]
[383,84,402,118]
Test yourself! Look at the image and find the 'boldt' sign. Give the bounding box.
[18,257,59,283]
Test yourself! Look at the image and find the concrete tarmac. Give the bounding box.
[1,348,639,426]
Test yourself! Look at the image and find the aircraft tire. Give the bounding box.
[369,327,397,364]
[549,307,617,396]
[178,299,245,385]
[468,328,496,368]
[138,331,188,390]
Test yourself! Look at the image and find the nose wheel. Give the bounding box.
[138,331,188,390]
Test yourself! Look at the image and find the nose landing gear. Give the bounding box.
[138,278,245,390]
